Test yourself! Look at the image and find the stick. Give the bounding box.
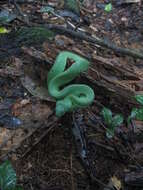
[46,24,143,60]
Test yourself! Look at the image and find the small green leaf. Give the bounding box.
[106,128,114,139]
[101,107,112,126]
[0,160,17,190]
[135,95,143,106]
[104,3,112,12]
[112,114,123,128]
[0,27,9,34]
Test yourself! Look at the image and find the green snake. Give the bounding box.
[47,51,95,117]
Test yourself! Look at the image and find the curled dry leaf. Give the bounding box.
[21,75,55,102]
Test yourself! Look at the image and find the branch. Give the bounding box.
[46,24,143,60]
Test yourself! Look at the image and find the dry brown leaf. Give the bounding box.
[111,176,122,190]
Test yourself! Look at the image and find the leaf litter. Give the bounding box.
[0,0,143,190]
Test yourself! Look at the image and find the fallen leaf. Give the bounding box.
[21,75,55,102]
[111,176,122,190]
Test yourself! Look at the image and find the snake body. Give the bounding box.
[47,51,94,117]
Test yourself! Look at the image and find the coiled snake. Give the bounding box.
[47,51,94,117]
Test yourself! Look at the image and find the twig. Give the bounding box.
[45,24,143,60]
[70,149,75,190]
[72,112,114,190]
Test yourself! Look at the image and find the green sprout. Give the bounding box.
[128,95,143,124]
[104,3,112,12]
[0,160,22,190]
[0,27,9,34]
[101,107,123,138]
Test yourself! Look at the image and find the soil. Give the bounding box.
[0,0,143,190]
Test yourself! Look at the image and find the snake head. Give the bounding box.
[56,98,72,117]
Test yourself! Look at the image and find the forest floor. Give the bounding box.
[0,0,143,190]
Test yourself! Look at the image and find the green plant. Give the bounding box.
[15,27,54,45]
[101,107,123,138]
[128,95,143,124]
[104,3,112,12]
[0,160,22,190]
[0,27,9,34]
